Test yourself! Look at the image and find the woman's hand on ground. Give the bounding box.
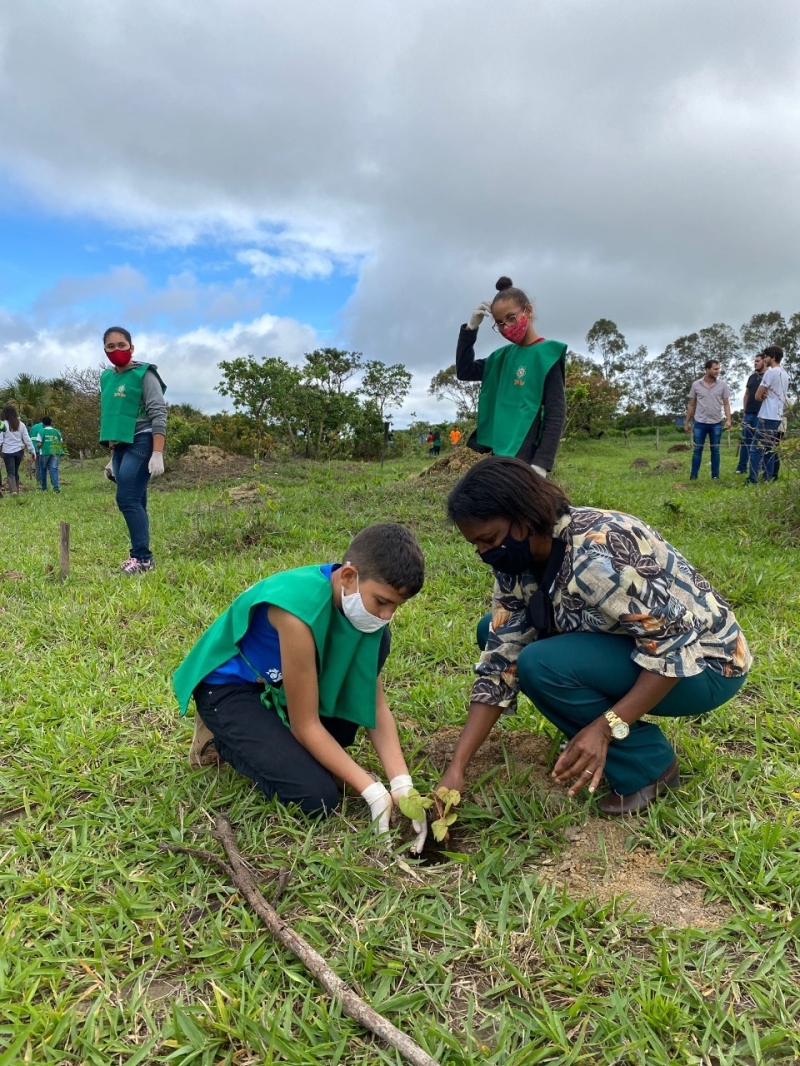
[468,301,493,330]
[436,766,465,798]
[552,722,610,797]
[360,780,392,837]
[389,774,428,855]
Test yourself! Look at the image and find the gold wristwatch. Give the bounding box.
[604,710,630,740]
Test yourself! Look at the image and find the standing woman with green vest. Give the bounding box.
[456,277,567,478]
[100,327,167,574]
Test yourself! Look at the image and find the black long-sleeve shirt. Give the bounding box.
[456,324,566,471]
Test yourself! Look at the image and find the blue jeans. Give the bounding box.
[40,455,60,492]
[749,418,781,483]
[111,432,153,562]
[736,413,759,472]
[476,619,746,794]
[690,421,723,479]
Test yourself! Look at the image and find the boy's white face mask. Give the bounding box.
[341,573,390,633]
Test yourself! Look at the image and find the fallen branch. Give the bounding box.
[164,814,443,1066]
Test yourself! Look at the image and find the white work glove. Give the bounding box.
[390,774,428,855]
[531,464,548,479]
[104,460,115,481]
[361,780,392,837]
[467,301,493,331]
[148,451,165,478]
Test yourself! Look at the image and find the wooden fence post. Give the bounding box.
[59,521,70,582]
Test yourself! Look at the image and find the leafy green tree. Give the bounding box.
[427,364,481,419]
[216,354,303,454]
[653,323,743,415]
[302,348,362,393]
[586,319,627,381]
[563,352,622,436]
[740,311,789,355]
[361,360,412,419]
[1,373,52,423]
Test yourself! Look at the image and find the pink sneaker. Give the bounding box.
[120,557,156,574]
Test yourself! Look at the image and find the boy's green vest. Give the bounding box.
[99,363,165,444]
[476,339,567,457]
[30,422,45,452]
[173,566,381,728]
[40,427,66,456]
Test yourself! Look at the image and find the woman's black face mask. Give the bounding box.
[478,527,536,575]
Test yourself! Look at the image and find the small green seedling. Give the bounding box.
[398,786,461,842]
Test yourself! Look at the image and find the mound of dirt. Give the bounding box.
[655,459,682,472]
[163,445,257,487]
[224,482,277,506]
[667,443,690,453]
[631,457,650,468]
[423,726,731,929]
[418,448,484,479]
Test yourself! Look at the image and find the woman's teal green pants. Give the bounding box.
[476,617,746,795]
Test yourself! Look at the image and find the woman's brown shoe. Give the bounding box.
[597,758,680,816]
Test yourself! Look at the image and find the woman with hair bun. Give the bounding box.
[456,277,566,478]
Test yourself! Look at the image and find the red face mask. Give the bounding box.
[106,348,133,368]
[499,316,529,345]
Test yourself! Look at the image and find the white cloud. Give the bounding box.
[2,313,320,413]
[1,0,799,397]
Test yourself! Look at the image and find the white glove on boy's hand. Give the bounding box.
[390,774,428,855]
[467,301,493,330]
[361,780,392,837]
[148,452,165,477]
[531,464,548,479]
[104,460,115,481]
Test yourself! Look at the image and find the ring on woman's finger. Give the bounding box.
[583,769,593,775]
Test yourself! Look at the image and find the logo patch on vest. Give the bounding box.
[114,384,127,398]
[514,365,526,387]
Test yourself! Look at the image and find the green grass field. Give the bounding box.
[2,438,799,1066]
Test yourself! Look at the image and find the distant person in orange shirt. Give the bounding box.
[449,428,462,447]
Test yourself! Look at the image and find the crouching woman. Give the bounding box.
[174,524,428,850]
[438,457,752,815]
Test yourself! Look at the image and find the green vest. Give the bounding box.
[476,339,567,457]
[99,363,165,445]
[40,426,66,456]
[30,423,45,453]
[173,566,381,729]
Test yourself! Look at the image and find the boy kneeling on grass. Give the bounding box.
[174,524,428,852]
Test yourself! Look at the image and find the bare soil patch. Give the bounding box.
[161,445,257,489]
[417,448,484,479]
[423,726,732,929]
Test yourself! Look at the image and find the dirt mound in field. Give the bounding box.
[667,443,690,453]
[423,726,732,929]
[162,445,257,488]
[655,459,682,472]
[418,448,484,479]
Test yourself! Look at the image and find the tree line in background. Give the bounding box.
[2,308,796,461]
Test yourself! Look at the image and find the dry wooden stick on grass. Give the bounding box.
[161,813,443,1066]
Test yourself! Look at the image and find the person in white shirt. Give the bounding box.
[749,347,789,483]
[0,404,36,495]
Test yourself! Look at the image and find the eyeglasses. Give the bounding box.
[491,313,523,333]
[104,342,131,351]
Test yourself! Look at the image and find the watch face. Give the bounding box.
[611,722,630,740]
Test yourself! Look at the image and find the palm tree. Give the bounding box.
[1,374,52,424]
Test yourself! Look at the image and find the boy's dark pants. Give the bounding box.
[193,630,390,816]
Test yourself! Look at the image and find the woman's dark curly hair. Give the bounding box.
[447,456,571,535]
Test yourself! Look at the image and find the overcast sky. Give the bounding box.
[1,0,799,423]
